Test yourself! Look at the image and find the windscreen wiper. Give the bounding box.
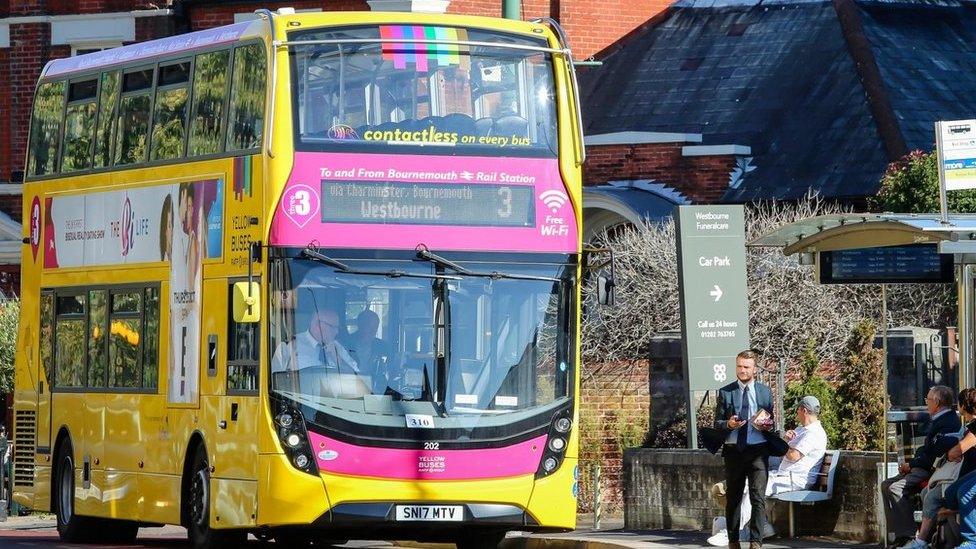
[300,248,460,280]
[300,248,352,270]
[416,246,561,283]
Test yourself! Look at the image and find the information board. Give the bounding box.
[819,245,952,284]
[937,120,976,191]
[676,205,751,392]
[321,181,535,227]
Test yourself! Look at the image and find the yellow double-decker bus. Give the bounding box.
[16,8,586,548]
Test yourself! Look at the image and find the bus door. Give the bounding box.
[199,279,259,525]
[37,291,55,455]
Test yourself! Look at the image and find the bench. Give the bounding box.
[770,450,841,538]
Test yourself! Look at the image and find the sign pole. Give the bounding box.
[675,212,698,449]
[936,121,950,225]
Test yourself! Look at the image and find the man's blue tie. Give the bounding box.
[736,385,750,450]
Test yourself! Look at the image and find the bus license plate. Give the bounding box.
[395,505,464,522]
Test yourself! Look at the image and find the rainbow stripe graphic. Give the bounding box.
[233,155,253,201]
[380,26,468,71]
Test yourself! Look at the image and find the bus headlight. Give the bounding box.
[548,437,566,452]
[277,412,294,428]
[536,408,573,478]
[273,403,319,476]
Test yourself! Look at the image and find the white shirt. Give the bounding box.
[271,331,359,373]
[777,420,828,487]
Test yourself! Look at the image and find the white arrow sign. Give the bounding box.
[709,285,723,302]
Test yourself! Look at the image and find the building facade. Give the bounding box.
[0,0,670,295]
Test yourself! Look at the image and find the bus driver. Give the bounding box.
[271,309,360,375]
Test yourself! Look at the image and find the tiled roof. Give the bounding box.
[580,0,976,202]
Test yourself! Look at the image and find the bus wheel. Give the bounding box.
[185,446,246,549]
[54,441,94,542]
[455,531,506,549]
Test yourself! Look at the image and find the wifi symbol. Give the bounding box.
[540,190,569,213]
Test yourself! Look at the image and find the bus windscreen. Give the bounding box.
[288,25,558,157]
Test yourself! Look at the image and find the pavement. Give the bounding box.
[0,513,876,548]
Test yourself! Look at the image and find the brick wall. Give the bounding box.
[584,143,739,203]
[185,0,667,61]
[623,448,885,543]
[578,359,650,512]
[8,23,50,183]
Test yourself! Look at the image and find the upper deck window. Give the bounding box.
[61,79,98,173]
[27,81,66,177]
[227,44,266,151]
[150,60,190,161]
[288,25,558,158]
[189,50,231,157]
[115,67,155,166]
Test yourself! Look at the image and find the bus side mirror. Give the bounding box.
[233,282,261,323]
[597,275,615,306]
[584,245,616,307]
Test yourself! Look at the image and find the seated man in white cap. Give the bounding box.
[708,395,829,546]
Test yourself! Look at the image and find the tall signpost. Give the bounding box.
[676,205,751,448]
[935,120,976,391]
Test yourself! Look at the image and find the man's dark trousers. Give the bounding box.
[724,443,769,543]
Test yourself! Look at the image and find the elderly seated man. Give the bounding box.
[708,396,828,546]
[883,385,961,547]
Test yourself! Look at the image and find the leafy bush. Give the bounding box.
[783,339,841,448]
[0,299,18,394]
[837,321,886,451]
[870,149,976,213]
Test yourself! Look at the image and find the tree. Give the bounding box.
[870,149,976,213]
[581,194,954,363]
[783,338,841,448]
[0,299,18,394]
[836,320,887,451]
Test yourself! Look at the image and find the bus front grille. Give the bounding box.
[13,410,36,487]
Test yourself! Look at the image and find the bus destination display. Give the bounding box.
[819,244,952,284]
[321,181,535,227]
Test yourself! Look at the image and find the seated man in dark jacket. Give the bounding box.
[882,385,962,545]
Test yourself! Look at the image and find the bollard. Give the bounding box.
[592,464,601,530]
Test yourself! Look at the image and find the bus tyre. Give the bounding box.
[54,442,96,542]
[455,532,506,549]
[186,446,246,549]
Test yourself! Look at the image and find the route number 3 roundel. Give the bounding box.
[30,196,41,262]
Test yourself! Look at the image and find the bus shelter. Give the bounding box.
[752,212,976,545]
[751,213,976,390]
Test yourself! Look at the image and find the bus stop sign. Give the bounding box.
[676,205,751,391]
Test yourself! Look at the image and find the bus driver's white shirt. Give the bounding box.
[271,331,359,373]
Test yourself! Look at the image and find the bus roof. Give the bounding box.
[44,21,256,79]
[42,12,559,80]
